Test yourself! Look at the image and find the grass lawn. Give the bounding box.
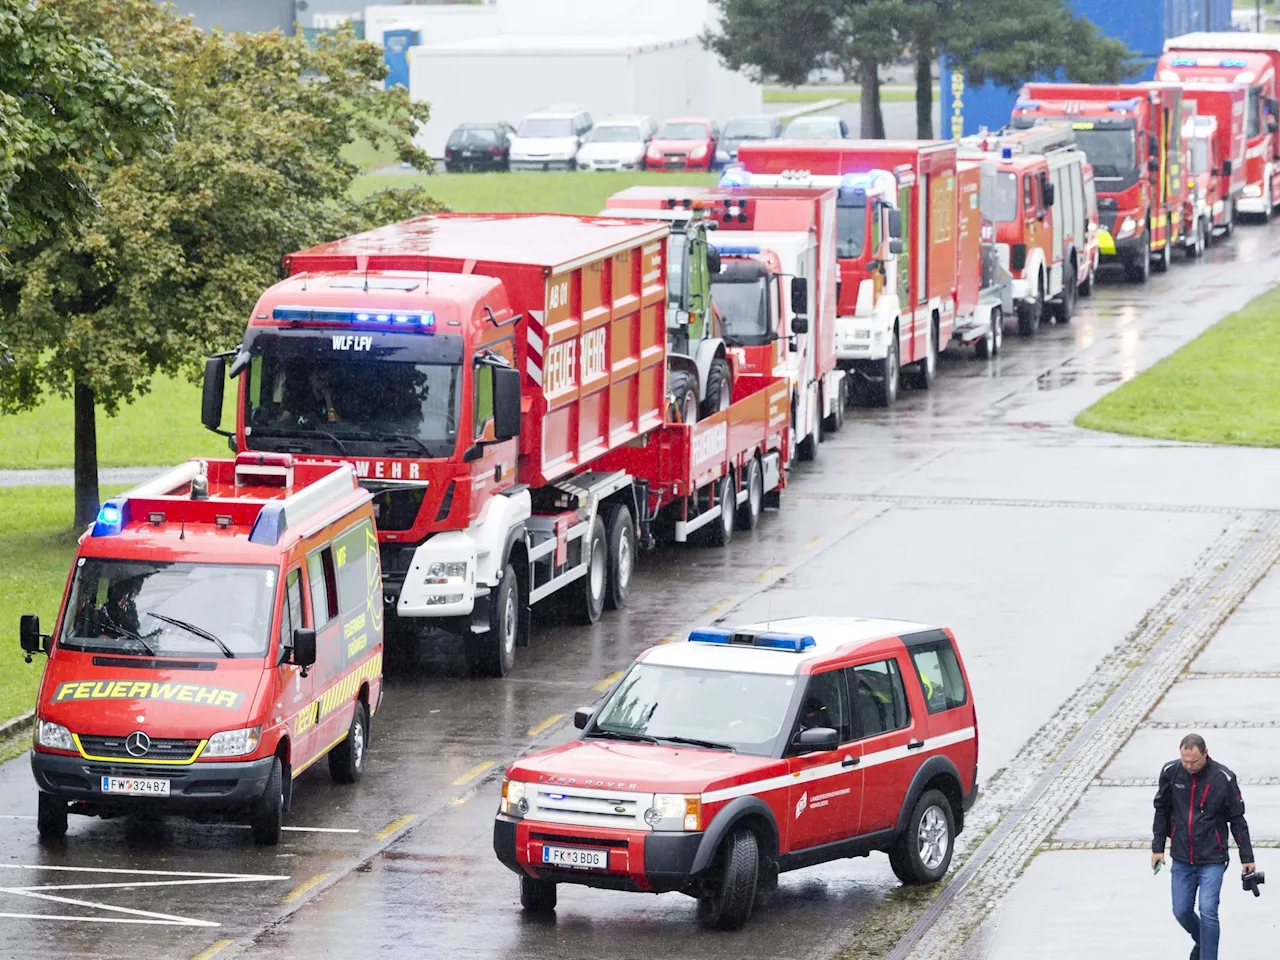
[763,85,931,104]
[352,169,717,212]
[341,133,401,173]
[0,373,235,470]
[1076,285,1280,446]
[0,485,126,724]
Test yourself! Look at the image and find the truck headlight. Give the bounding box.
[36,720,74,752]
[203,725,261,758]
[1114,217,1138,240]
[425,561,467,585]
[644,793,702,831]
[500,778,529,817]
[1243,184,1263,198]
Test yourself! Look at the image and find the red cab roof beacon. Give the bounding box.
[494,616,979,929]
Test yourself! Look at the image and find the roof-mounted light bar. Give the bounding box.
[687,628,816,652]
[272,305,436,331]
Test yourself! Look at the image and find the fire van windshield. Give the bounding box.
[712,270,772,345]
[589,663,799,756]
[60,559,277,658]
[835,198,868,259]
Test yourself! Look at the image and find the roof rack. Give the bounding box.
[962,125,1077,159]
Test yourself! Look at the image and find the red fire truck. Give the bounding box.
[1014,83,1189,283]
[202,215,792,678]
[1176,83,1247,240]
[732,141,959,407]
[603,186,845,453]
[1159,33,1280,220]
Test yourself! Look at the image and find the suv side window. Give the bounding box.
[909,640,968,714]
[788,669,852,752]
[848,659,911,737]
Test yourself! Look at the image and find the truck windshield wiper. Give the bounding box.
[104,624,158,657]
[294,429,350,454]
[146,613,235,658]
[657,735,737,753]
[369,433,433,454]
[586,729,661,745]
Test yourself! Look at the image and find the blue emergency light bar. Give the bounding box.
[709,242,762,256]
[1013,99,1041,112]
[688,628,816,652]
[719,165,750,188]
[1170,57,1198,67]
[91,499,129,537]
[1001,147,1013,160]
[1107,99,1141,112]
[272,305,436,331]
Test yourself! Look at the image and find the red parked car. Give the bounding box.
[493,616,979,929]
[645,118,719,171]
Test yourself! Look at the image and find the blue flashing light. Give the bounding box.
[1221,58,1247,69]
[709,242,762,256]
[687,627,815,652]
[718,165,750,188]
[688,628,733,645]
[91,498,129,537]
[1001,147,1013,161]
[248,502,286,546]
[271,306,436,332]
[1107,99,1140,112]
[546,793,567,801]
[754,633,817,652]
[1170,57,1197,68]
[1013,98,1041,113]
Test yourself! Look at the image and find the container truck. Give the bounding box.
[201,214,792,678]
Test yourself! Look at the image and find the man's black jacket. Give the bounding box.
[1152,756,1254,865]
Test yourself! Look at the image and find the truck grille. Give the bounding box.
[526,785,652,830]
[367,485,426,532]
[77,735,201,762]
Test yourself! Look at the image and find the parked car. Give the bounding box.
[715,115,783,169]
[509,105,593,171]
[576,116,656,171]
[781,115,851,139]
[645,117,719,171]
[443,122,514,173]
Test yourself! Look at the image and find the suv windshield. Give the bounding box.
[723,118,775,139]
[658,122,708,140]
[712,271,772,345]
[243,332,463,458]
[836,199,868,258]
[518,118,573,138]
[587,125,642,143]
[590,663,798,756]
[61,559,276,658]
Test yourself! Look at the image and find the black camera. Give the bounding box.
[1243,870,1265,897]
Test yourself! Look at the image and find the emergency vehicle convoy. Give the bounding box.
[20,454,383,845]
[494,616,979,929]
[201,214,792,678]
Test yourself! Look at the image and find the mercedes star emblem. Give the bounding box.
[125,731,151,757]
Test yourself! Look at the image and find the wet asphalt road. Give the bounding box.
[3,222,1280,959]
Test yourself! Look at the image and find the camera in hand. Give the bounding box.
[1242,870,1265,897]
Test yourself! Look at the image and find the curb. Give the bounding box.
[773,98,847,120]
[0,711,34,740]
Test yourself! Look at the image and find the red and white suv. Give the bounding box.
[493,617,979,929]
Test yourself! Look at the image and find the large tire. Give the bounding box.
[668,369,699,425]
[700,358,732,420]
[888,789,955,885]
[1125,233,1151,284]
[577,516,607,623]
[823,376,847,432]
[1053,262,1076,323]
[37,792,68,841]
[1151,237,1169,273]
[1078,260,1094,298]
[697,827,760,931]
[465,562,519,677]
[603,505,634,611]
[327,700,368,785]
[705,473,735,547]
[1264,180,1274,223]
[975,306,1001,360]
[908,317,938,389]
[1017,278,1043,337]
[520,875,557,913]
[250,757,284,846]
[871,331,901,407]
[736,456,764,531]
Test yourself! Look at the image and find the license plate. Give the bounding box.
[541,844,609,870]
[101,776,170,797]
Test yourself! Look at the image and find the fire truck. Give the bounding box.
[603,186,844,455]
[1180,85,1247,244]
[1159,33,1280,220]
[959,126,1097,333]
[202,215,792,677]
[732,141,959,407]
[1013,83,1189,284]
[955,157,1013,359]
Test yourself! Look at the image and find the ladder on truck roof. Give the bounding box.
[964,125,1077,159]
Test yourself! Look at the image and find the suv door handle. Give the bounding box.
[907,739,925,751]
[842,755,859,768]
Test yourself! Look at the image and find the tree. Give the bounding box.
[0,0,444,526]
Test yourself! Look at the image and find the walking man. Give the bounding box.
[1152,733,1256,960]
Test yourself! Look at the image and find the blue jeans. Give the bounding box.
[1171,859,1227,960]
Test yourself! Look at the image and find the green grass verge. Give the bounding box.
[763,86,932,104]
[0,485,126,724]
[1076,285,1280,446]
[341,134,401,173]
[352,169,717,212]
[0,373,235,470]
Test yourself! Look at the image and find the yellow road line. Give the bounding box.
[803,535,823,550]
[374,813,418,840]
[704,598,734,617]
[658,631,683,644]
[190,940,237,960]
[845,508,862,519]
[281,873,330,904]
[754,565,784,583]
[593,670,623,691]
[451,761,495,787]
[448,794,472,808]
[527,714,564,737]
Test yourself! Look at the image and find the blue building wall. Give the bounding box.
[941,0,1234,138]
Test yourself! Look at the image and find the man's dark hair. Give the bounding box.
[1180,733,1207,754]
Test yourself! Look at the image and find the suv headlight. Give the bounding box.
[36,720,74,752]
[643,793,702,831]
[425,561,467,585]
[203,725,261,758]
[1114,217,1138,240]
[500,778,529,817]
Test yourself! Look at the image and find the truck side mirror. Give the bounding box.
[1270,119,1279,136]
[790,316,809,335]
[291,627,317,676]
[1222,159,1233,176]
[706,247,721,275]
[793,726,839,751]
[492,366,522,442]
[886,208,903,239]
[573,707,593,730]
[20,614,45,658]
[1148,158,1160,174]
[201,356,225,432]
[1043,182,1055,206]
[790,277,808,317]
[889,238,904,255]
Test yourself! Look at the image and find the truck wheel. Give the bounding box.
[1078,262,1094,298]
[520,875,557,913]
[697,827,759,931]
[1054,263,1075,323]
[668,370,698,425]
[823,379,845,433]
[706,473,735,547]
[909,317,938,389]
[578,516,607,623]
[1125,234,1151,283]
[327,700,368,785]
[872,334,900,407]
[466,562,519,677]
[796,431,817,462]
[37,793,68,841]
[975,306,999,360]
[1017,279,1043,336]
[699,358,732,420]
[603,505,634,611]
[888,789,955,885]
[1264,181,1274,223]
[736,456,763,530]
[250,757,284,846]
[1151,237,1168,273]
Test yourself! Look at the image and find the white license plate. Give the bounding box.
[101,776,170,797]
[541,844,609,870]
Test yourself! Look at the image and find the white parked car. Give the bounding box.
[509,105,594,171]
[781,115,851,139]
[576,116,656,171]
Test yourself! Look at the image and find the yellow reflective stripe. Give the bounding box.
[317,653,383,720]
[72,733,208,766]
[1097,230,1117,255]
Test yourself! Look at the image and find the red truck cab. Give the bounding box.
[22,455,383,845]
[494,617,979,930]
